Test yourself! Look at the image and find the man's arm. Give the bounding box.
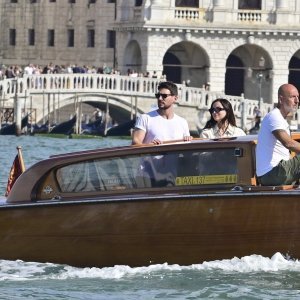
[132,128,146,145]
[273,129,300,154]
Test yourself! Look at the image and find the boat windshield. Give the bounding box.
[56,148,238,193]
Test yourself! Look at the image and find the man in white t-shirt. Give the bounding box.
[24,64,34,75]
[132,81,192,145]
[256,83,300,185]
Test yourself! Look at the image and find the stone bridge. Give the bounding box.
[0,73,269,132]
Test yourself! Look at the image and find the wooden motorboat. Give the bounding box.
[2,134,300,267]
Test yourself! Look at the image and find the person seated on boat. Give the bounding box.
[93,108,102,121]
[131,81,193,145]
[256,83,300,186]
[200,98,246,139]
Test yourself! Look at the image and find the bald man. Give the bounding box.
[256,83,300,185]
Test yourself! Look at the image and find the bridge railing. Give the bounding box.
[0,73,271,127]
[0,74,162,97]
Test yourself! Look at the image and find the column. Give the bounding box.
[275,0,290,23]
[150,0,171,21]
[276,0,288,9]
[212,0,227,23]
[213,0,225,7]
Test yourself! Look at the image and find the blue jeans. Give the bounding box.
[259,155,300,185]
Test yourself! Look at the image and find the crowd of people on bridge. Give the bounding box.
[0,63,165,81]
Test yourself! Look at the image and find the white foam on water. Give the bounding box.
[191,252,299,272]
[0,252,299,281]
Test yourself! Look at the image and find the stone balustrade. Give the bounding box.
[237,10,262,22]
[0,73,274,130]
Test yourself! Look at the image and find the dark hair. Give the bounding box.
[158,81,178,96]
[203,98,237,129]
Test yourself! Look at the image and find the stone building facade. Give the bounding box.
[0,0,116,69]
[0,0,300,105]
[115,0,300,103]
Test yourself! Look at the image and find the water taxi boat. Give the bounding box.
[2,134,300,267]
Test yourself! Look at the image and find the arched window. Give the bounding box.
[238,0,261,10]
[175,0,199,7]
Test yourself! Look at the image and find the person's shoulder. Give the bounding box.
[200,128,213,138]
[234,127,246,136]
[147,110,159,117]
[138,110,156,118]
[201,127,212,132]
[259,109,273,124]
[268,107,280,116]
[227,124,244,136]
[267,108,284,122]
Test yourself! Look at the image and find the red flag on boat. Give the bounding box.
[5,146,25,197]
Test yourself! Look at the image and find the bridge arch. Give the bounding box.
[35,93,144,125]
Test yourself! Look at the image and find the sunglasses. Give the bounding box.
[209,107,226,114]
[155,93,173,99]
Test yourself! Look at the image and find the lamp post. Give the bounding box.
[256,72,263,110]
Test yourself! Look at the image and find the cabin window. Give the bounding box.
[57,156,141,192]
[56,148,238,193]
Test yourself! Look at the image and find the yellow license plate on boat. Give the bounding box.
[175,174,237,185]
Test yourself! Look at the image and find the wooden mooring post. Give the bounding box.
[13,78,22,136]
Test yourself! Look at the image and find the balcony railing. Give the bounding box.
[237,10,262,22]
[174,8,201,20]
[133,7,142,20]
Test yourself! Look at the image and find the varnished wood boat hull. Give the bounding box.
[0,191,299,267]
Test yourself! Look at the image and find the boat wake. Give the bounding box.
[0,252,299,281]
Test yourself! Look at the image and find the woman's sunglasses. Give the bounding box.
[155,93,172,99]
[209,107,225,114]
